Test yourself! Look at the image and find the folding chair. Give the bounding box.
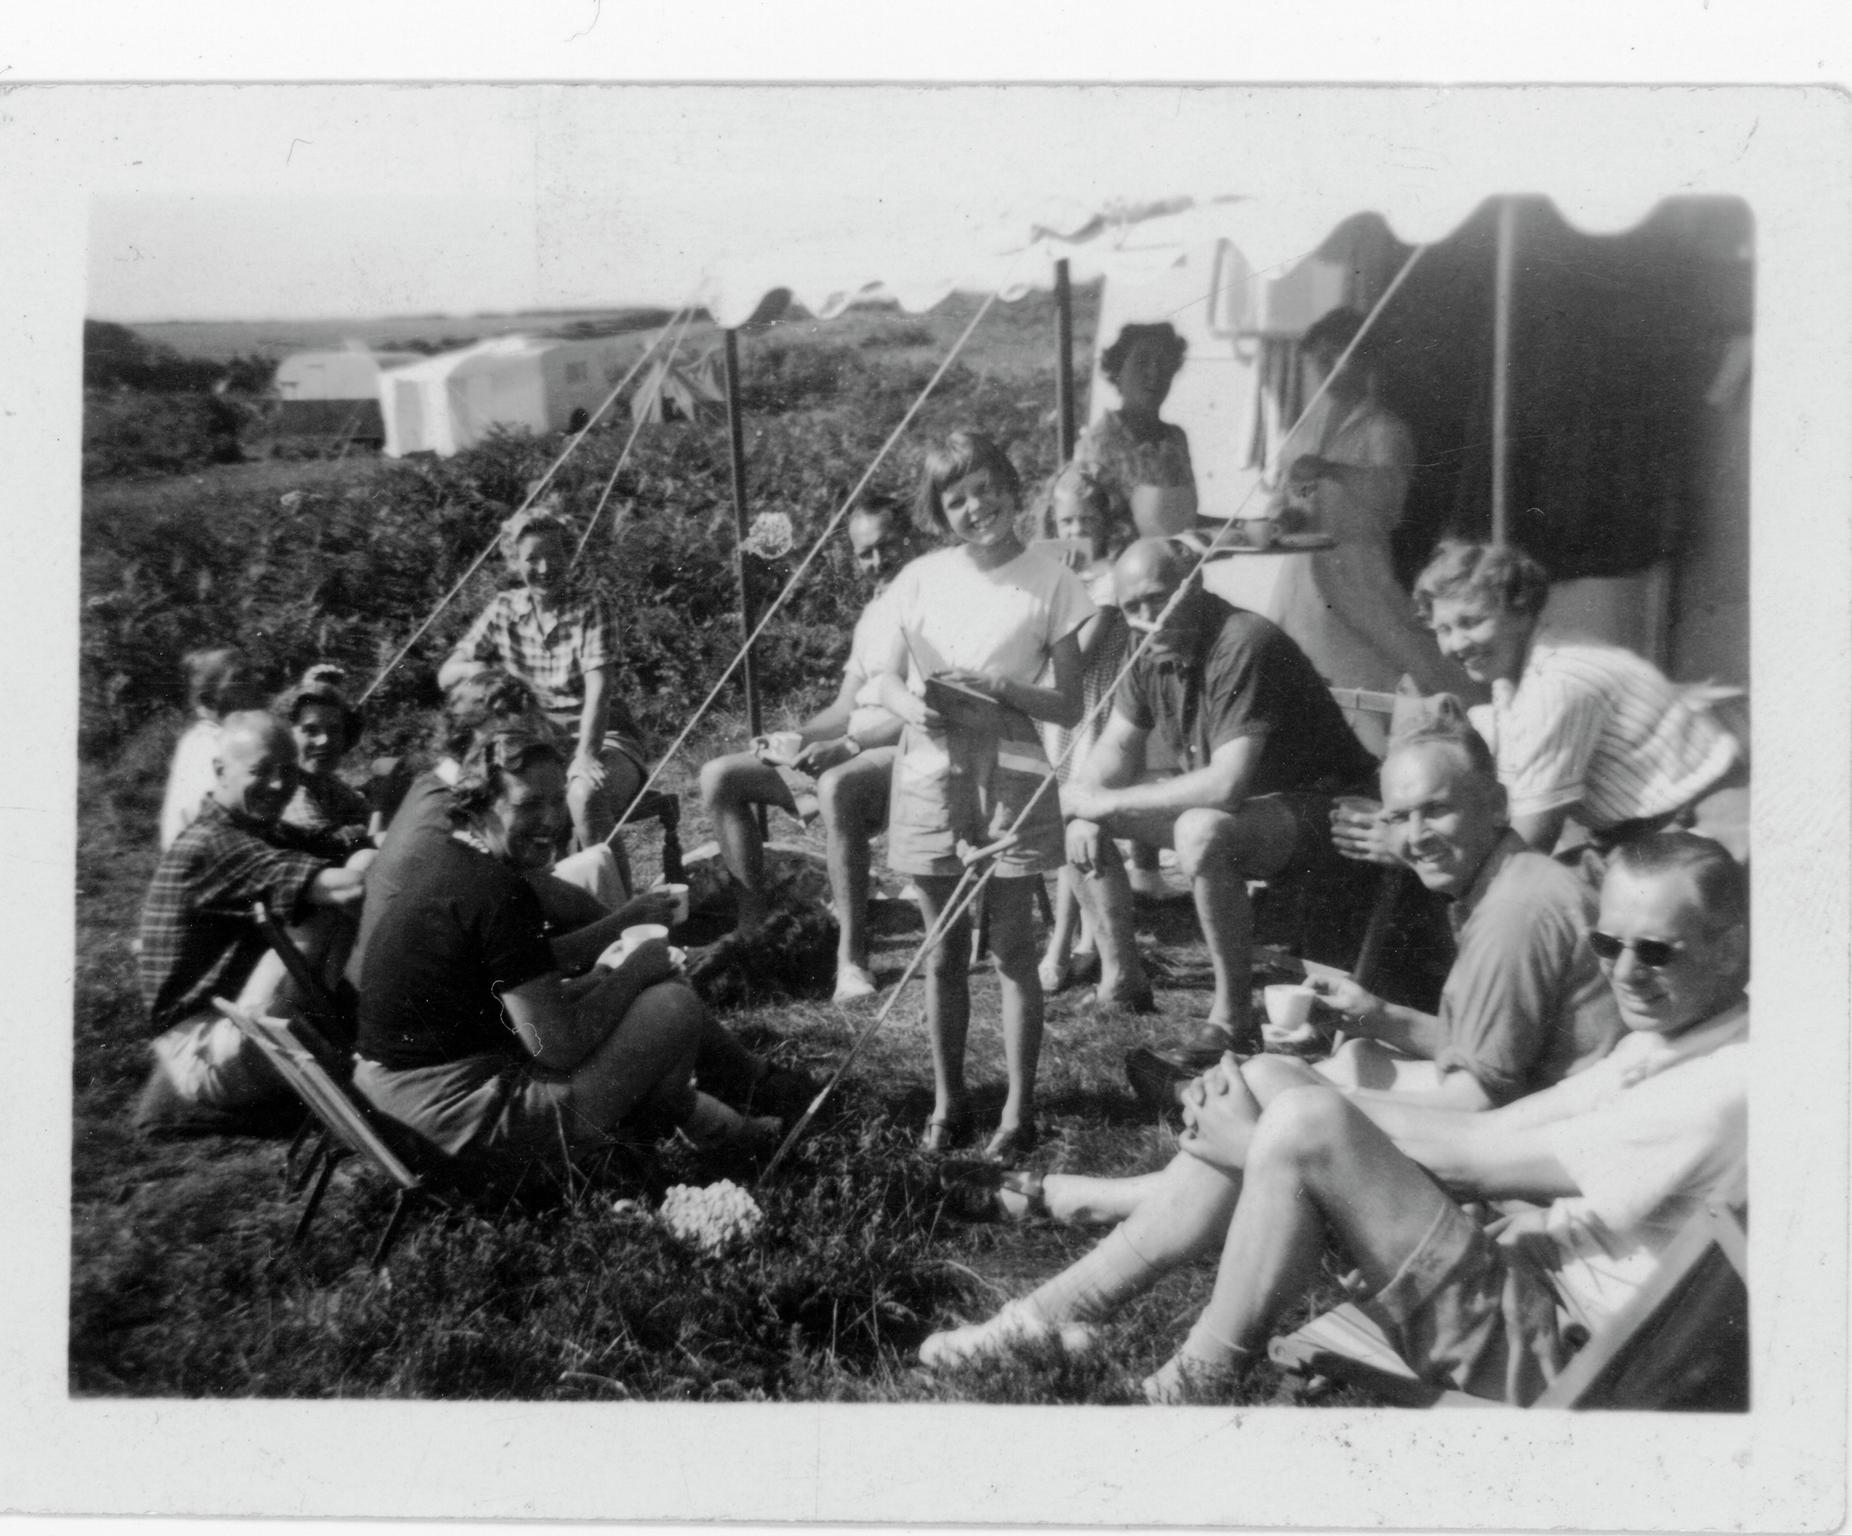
[213,997,429,1270]
[1269,1188,1749,1410]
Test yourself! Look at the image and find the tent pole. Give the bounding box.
[1055,258,1077,460]
[1491,197,1516,545]
[722,328,763,740]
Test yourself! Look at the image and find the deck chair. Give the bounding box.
[1270,1186,1749,1410]
[212,996,428,1270]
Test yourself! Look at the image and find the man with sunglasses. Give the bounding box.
[920,829,1748,1406]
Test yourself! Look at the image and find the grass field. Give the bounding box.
[73,287,1369,1406]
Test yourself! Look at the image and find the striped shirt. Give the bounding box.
[448,586,620,717]
[1468,634,1738,832]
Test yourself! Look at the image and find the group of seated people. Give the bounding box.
[131,409,1748,1405]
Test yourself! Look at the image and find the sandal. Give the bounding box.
[982,1119,1038,1163]
[920,1106,970,1154]
[935,1164,1048,1223]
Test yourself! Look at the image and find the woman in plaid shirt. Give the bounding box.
[440,509,649,856]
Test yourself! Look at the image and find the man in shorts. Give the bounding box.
[1061,538,1378,1052]
[920,831,1748,1406]
[136,711,368,1131]
[696,497,913,1001]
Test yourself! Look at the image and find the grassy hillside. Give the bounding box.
[72,284,1364,1405]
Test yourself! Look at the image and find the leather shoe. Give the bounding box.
[1173,1023,1240,1070]
[1124,1046,1191,1116]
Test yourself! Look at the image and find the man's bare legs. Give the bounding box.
[699,753,801,935]
[568,747,644,890]
[1142,1074,1457,1401]
[817,748,893,991]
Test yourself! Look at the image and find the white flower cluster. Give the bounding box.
[740,510,796,560]
[659,1180,765,1257]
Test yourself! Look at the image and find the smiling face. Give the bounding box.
[1595,866,1744,1038]
[1427,593,1535,686]
[1378,740,1507,897]
[213,715,300,827]
[290,700,346,776]
[510,528,570,599]
[476,755,570,874]
[846,508,908,590]
[939,467,1019,553]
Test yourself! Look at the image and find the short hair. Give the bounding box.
[1607,830,1748,936]
[1037,462,1130,545]
[271,664,363,753]
[447,726,565,822]
[1385,718,1498,781]
[435,668,548,759]
[182,645,250,716]
[1100,322,1187,388]
[848,492,906,534]
[498,507,575,566]
[914,431,1022,536]
[1412,539,1552,626]
[1300,306,1387,373]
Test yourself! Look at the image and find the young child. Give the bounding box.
[272,664,373,856]
[438,507,650,868]
[875,432,1093,1159]
[1034,464,1133,992]
[158,645,260,849]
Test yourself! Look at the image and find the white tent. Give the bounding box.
[630,344,726,426]
[275,345,422,403]
[377,333,636,457]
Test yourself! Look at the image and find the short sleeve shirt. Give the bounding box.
[844,586,902,741]
[1432,834,1623,1103]
[1470,635,1739,831]
[355,833,556,1071]
[884,546,1094,691]
[138,799,327,1033]
[447,586,620,717]
[1495,1002,1747,1331]
[1113,597,1377,796]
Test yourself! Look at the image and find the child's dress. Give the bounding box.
[1038,562,1127,786]
[882,547,1093,880]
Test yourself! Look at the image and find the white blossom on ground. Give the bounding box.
[659,1180,765,1257]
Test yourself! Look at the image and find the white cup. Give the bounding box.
[656,883,691,925]
[758,730,804,765]
[1263,983,1317,1040]
[622,923,670,950]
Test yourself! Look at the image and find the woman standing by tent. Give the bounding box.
[1268,307,1465,713]
[1075,322,1200,540]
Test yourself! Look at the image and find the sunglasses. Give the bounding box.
[1589,931,1687,968]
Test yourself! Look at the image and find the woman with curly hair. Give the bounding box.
[1075,322,1199,539]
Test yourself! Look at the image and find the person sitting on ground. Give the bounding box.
[438,505,651,868]
[921,831,1747,1406]
[697,495,915,1002]
[1381,540,1737,866]
[136,711,369,1131]
[1060,537,1379,1052]
[351,727,786,1178]
[159,644,261,850]
[272,664,373,855]
[1033,463,1134,995]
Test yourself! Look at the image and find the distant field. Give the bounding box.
[115,287,1098,382]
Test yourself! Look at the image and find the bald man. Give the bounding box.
[1062,540,1378,1059]
[136,710,368,1132]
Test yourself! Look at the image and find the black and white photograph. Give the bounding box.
[1,21,1846,1531]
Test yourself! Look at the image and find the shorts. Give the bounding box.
[1359,1198,1574,1405]
[353,1052,614,1170]
[543,713,649,788]
[886,718,1064,880]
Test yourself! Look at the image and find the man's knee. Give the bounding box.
[817,761,883,835]
[1172,807,1239,878]
[1246,1082,1356,1173]
[699,753,761,813]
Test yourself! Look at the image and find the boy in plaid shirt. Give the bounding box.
[440,508,649,857]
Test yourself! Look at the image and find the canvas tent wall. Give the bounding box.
[1081,196,1752,687]
[378,334,634,457]
[630,346,726,425]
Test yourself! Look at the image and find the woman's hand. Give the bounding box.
[616,889,680,928]
[1177,1053,1265,1172]
[1307,974,1381,1032]
[571,749,608,792]
[1329,796,1398,865]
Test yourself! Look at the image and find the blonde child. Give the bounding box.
[159,645,260,850]
[1034,464,1133,992]
[875,432,1092,1159]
